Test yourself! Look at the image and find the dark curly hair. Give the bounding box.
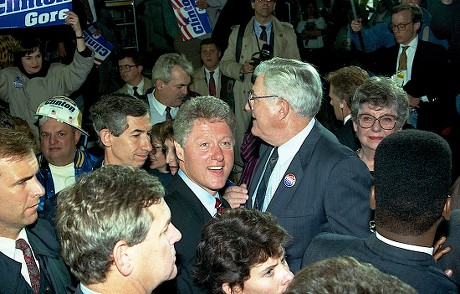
[194,208,292,294]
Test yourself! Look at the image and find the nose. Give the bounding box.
[49,134,57,145]
[281,265,294,286]
[32,177,45,198]
[211,145,224,162]
[142,136,153,152]
[371,119,383,132]
[181,86,188,95]
[170,223,182,244]
[244,100,252,112]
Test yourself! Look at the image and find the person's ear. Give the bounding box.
[155,79,164,90]
[138,65,144,73]
[100,129,112,147]
[442,196,452,221]
[113,240,134,276]
[414,21,421,32]
[278,99,290,119]
[74,130,81,144]
[353,120,358,132]
[222,283,242,294]
[174,141,185,162]
[370,186,376,210]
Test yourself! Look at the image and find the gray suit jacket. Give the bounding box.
[248,121,373,273]
[303,233,458,293]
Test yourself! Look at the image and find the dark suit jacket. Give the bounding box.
[437,209,460,285]
[155,174,230,294]
[303,233,458,294]
[0,219,72,294]
[372,39,454,132]
[334,119,361,151]
[247,121,373,273]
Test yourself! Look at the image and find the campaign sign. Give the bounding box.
[170,0,212,41]
[0,0,72,29]
[84,24,114,67]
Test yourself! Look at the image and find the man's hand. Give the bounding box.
[240,60,255,74]
[433,236,453,277]
[223,184,249,208]
[350,19,363,33]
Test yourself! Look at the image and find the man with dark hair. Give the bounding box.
[116,49,152,101]
[303,129,458,293]
[156,96,235,294]
[56,165,182,293]
[194,208,294,294]
[90,93,152,167]
[0,128,72,293]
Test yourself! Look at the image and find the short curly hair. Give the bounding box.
[194,208,292,294]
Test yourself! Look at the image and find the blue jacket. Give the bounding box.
[36,148,100,211]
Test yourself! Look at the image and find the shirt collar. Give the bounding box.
[376,231,433,256]
[151,89,179,115]
[0,228,29,261]
[178,169,219,216]
[278,118,315,165]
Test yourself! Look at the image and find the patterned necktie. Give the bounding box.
[209,71,216,96]
[215,197,224,216]
[81,0,94,23]
[16,239,40,294]
[254,147,278,210]
[398,46,409,71]
[260,25,267,42]
[165,106,172,121]
[132,86,141,99]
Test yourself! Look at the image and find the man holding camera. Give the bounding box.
[220,0,300,167]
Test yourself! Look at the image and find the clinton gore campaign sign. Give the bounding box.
[0,0,71,29]
[171,0,212,40]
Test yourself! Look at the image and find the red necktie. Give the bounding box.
[209,71,216,96]
[16,239,40,294]
[260,25,267,42]
[215,198,224,215]
[165,106,172,121]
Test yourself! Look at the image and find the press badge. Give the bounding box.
[13,75,25,89]
[392,70,406,87]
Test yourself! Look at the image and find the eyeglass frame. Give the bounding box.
[118,64,139,72]
[246,89,279,110]
[357,114,398,130]
[253,0,276,3]
[389,22,413,31]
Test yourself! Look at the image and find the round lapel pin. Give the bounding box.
[284,173,296,188]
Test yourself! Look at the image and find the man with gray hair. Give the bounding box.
[145,53,194,125]
[56,165,182,293]
[224,57,373,273]
[90,93,152,168]
[156,96,235,294]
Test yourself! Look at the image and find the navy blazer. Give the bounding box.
[247,121,373,273]
[156,174,230,294]
[334,119,361,151]
[303,233,458,293]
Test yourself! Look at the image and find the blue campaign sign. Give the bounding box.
[170,0,212,40]
[0,0,72,29]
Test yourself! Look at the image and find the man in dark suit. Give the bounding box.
[0,129,72,293]
[372,3,455,133]
[225,57,373,273]
[303,130,458,293]
[156,96,235,294]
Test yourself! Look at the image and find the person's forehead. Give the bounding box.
[119,56,135,64]
[124,115,151,130]
[24,48,41,57]
[201,44,218,51]
[40,118,73,131]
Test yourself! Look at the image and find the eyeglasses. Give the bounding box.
[254,0,275,3]
[358,114,398,130]
[246,89,278,110]
[389,22,413,31]
[118,64,138,72]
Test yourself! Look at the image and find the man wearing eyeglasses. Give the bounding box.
[225,57,373,273]
[220,0,300,167]
[116,49,152,103]
[372,3,455,135]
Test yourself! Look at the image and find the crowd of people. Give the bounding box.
[0,0,459,293]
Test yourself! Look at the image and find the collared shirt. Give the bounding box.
[127,77,146,96]
[0,229,40,287]
[205,66,220,88]
[253,118,315,211]
[396,37,418,85]
[343,114,352,125]
[254,20,273,44]
[147,89,180,125]
[178,169,220,216]
[79,283,100,294]
[376,231,433,256]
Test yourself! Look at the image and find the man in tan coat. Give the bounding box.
[220,0,300,166]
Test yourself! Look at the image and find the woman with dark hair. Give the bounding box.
[194,208,294,294]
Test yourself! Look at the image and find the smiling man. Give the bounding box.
[0,128,72,293]
[146,53,194,125]
[57,165,182,294]
[155,96,235,294]
[35,96,99,217]
[90,93,152,168]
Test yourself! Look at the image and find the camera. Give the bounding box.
[251,44,273,68]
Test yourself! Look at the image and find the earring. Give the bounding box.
[369,220,376,233]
